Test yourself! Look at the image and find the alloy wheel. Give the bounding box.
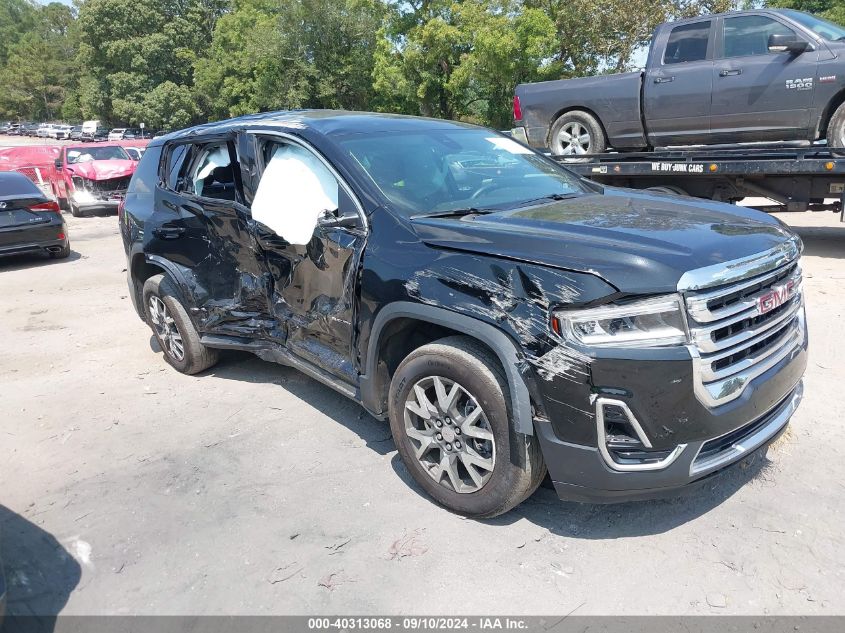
[148,295,185,362]
[403,375,496,493]
[557,122,591,155]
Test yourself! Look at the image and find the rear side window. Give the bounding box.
[724,16,796,58]
[126,145,162,195]
[664,21,711,64]
[185,143,239,201]
[0,172,42,196]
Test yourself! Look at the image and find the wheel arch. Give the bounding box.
[361,302,534,435]
[130,253,197,322]
[817,87,845,139]
[546,106,610,150]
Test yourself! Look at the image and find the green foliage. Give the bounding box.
[373,1,559,128]
[0,0,839,129]
[0,1,77,121]
[767,0,845,25]
[195,0,385,120]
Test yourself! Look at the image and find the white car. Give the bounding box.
[108,128,127,141]
[52,125,74,140]
[37,124,56,138]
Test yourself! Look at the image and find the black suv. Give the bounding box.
[120,111,807,517]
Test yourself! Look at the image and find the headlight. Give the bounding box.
[553,295,688,348]
[73,189,96,203]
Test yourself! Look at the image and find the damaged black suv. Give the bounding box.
[120,111,807,517]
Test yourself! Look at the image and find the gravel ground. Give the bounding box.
[0,197,843,617]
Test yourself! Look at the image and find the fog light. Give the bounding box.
[595,398,686,472]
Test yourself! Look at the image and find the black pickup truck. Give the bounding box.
[121,111,807,517]
[514,9,845,155]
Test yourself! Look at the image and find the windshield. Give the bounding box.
[781,9,845,41]
[67,146,130,164]
[337,128,588,216]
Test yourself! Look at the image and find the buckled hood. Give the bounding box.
[410,189,796,294]
[66,159,136,181]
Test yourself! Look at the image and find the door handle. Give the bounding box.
[152,226,185,240]
[654,76,675,84]
[180,202,204,216]
[719,68,742,77]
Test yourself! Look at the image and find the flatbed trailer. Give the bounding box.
[557,146,845,219]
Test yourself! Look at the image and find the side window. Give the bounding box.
[164,144,191,191]
[664,21,711,65]
[724,16,797,58]
[251,140,340,245]
[183,143,238,201]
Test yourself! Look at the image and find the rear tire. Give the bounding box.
[70,201,82,217]
[49,242,70,259]
[142,274,219,375]
[388,336,545,518]
[827,102,845,149]
[549,110,607,160]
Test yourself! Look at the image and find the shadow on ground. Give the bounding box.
[0,250,81,273]
[791,221,845,259]
[165,347,773,537]
[0,505,80,633]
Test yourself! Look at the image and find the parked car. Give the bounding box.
[0,171,69,260]
[36,124,56,138]
[53,144,137,217]
[81,127,109,142]
[514,9,845,155]
[69,125,83,141]
[52,125,74,140]
[23,123,40,136]
[108,128,142,141]
[121,111,806,517]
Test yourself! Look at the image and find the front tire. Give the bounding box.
[388,336,545,518]
[142,274,219,375]
[827,102,845,149]
[70,201,82,217]
[549,110,607,160]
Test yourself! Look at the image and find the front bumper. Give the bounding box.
[531,308,807,503]
[74,198,121,211]
[537,380,802,502]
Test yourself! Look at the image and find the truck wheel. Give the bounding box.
[549,110,607,159]
[646,185,689,196]
[388,336,545,518]
[70,201,82,217]
[142,274,219,375]
[827,102,845,148]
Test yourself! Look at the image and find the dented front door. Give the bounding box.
[246,135,366,383]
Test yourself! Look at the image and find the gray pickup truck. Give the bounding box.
[514,9,845,155]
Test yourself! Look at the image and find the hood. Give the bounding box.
[67,159,136,181]
[410,189,797,294]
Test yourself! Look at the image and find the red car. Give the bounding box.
[53,144,139,217]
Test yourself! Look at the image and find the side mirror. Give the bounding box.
[768,33,810,54]
[54,158,62,169]
[318,208,360,229]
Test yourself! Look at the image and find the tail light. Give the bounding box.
[29,200,61,213]
[513,95,523,122]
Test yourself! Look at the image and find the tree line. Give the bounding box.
[0,0,839,131]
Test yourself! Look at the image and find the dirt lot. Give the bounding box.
[1,206,844,617]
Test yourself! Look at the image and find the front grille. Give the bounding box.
[88,177,130,196]
[684,258,804,407]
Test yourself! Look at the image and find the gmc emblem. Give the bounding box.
[758,280,796,314]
